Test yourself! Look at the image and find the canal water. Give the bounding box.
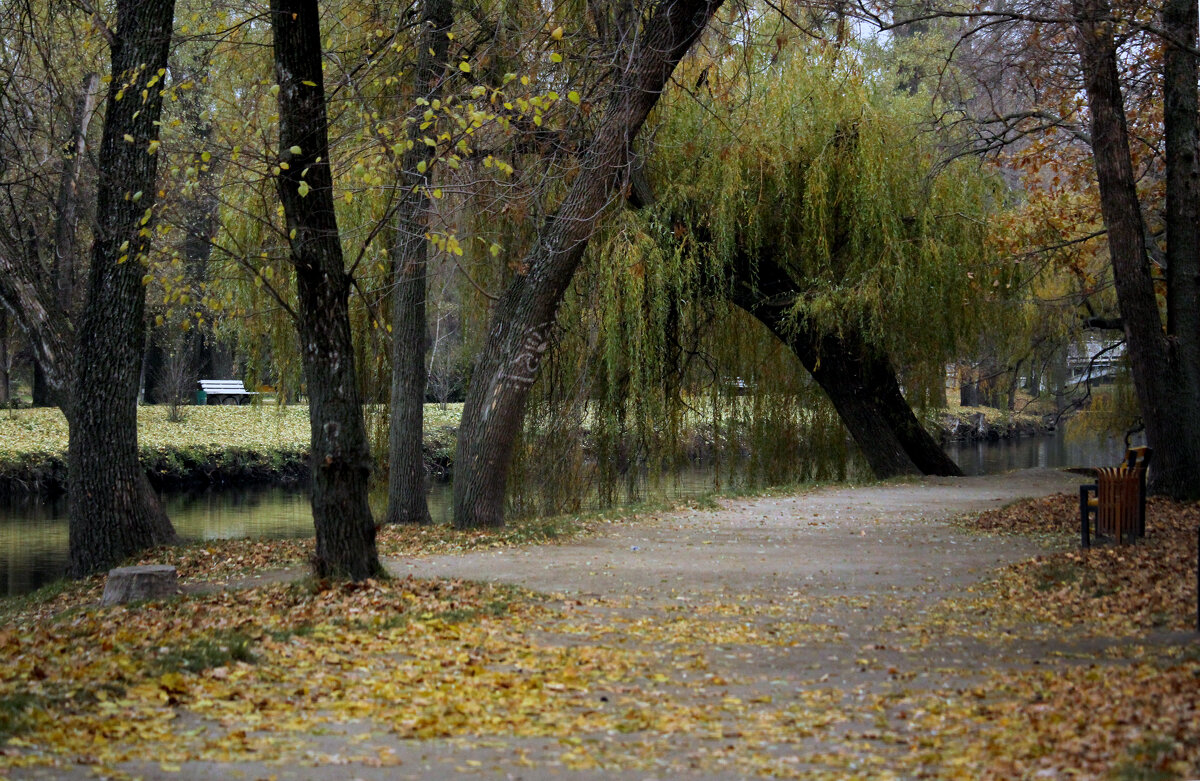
[0,427,1130,596]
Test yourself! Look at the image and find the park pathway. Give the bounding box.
[18,468,1091,780]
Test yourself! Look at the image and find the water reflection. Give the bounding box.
[945,428,1135,475]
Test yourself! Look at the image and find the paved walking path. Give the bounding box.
[17,469,1093,780]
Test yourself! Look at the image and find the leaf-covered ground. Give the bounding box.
[1,472,1197,779]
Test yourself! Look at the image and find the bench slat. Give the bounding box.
[198,380,253,394]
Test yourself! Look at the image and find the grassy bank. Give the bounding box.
[0,404,462,496]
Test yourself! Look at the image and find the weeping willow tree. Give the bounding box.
[507,35,1012,512]
[649,43,1009,476]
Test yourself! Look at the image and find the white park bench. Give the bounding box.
[197,379,256,406]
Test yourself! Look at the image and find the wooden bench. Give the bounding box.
[1079,446,1151,547]
[197,379,256,406]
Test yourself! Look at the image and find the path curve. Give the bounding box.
[391,468,1081,599]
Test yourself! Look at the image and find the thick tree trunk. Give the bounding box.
[273,0,382,579]
[1164,0,1200,345]
[1073,0,1200,499]
[725,252,961,478]
[452,0,724,528]
[386,0,453,526]
[67,0,178,577]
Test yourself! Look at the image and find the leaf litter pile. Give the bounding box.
[0,492,1197,779]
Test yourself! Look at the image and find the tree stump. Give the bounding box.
[101,565,179,606]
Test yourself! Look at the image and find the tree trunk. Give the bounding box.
[67,0,178,577]
[1006,358,1023,412]
[177,59,221,385]
[1164,0,1200,346]
[725,252,961,478]
[452,0,724,528]
[0,309,8,406]
[1073,0,1200,499]
[54,73,101,314]
[386,0,453,526]
[273,0,382,579]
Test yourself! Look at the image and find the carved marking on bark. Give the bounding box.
[499,322,552,386]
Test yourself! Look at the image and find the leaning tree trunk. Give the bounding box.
[67,0,178,577]
[273,0,382,579]
[452,0,725,528]
[386,0,453,526]
[725,252,961,478]
[1073,0,1200,499]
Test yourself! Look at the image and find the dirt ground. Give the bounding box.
[15,468,1176,780]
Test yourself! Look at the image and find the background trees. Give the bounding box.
[891,0,1200,498]
[1,0,1192,577]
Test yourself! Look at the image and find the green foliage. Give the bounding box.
[511,35,1006,512]
[648,42,1005,367]
[1069,379,1144,443]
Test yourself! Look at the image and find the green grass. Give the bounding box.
[0,403,463,462]
[0,692,42,740]
[153,630,258,674]
[1110,738,1179,781]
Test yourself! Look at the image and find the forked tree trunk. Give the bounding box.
[452,0,725,528]
[1073,0,1200,499]
[725,252,962,479]
[67,0,178,577]
[273,0,382,579]
[386,0,453,526]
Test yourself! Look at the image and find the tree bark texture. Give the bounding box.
[1073,0,1200,499]
[452,0,725,528]
[724,252,962,479]
[0,309,8,405]
[67,0,178,577]
[273,0,382,579]
[386,0,453,526]
[1164,0,1200,345]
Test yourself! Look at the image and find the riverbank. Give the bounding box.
[939,403,1054,442]
[0,405,460,498]
[0,401,1057,498]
